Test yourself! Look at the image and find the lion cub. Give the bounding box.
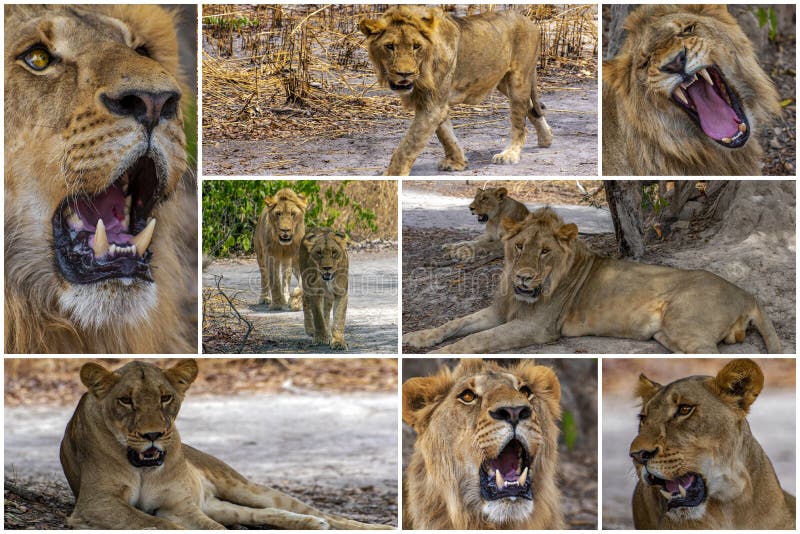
[299,228,350,350]
[442,187,529,260]
[60,360,390,529]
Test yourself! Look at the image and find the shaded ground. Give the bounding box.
[402,185,795,354]
[4,392,398,529]
[203,81,597,176]
[203,248,397,354]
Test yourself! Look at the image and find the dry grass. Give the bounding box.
[321,180,398,241]
[202,3,598,141]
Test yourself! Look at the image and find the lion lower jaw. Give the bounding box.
[59,280,157,331]
[665,501,707,522]
[482,498,534,525]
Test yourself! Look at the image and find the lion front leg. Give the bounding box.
[257,253,272,305]
[403,307,502,350]
[435,118,467,171]
[204,499,330,530]
[309,296,331,345]
[386,106,448,176]
[492,89,528,165]
[269,259,288,310]
[430,319,558,354]
[330,294,348,350]
[290,257,303,311]
[442,235,501,261]
[68,495,184,530]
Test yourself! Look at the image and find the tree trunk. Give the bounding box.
[604,181,645,258]
[604,4,636,59]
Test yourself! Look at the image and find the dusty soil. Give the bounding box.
[4,391,398,529]
[203,248,397,354]
[203,81,597,176]
[402,183,795,354]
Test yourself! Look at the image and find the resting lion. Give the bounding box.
[403,359,563,529]
[253,188,307,310]
[630,359,795,529]
[299,228,349,350]
[442,187,529,261]
[60,359,391,529]
[4,5,196,353]
[360,6,553,176]
[403,207,781,354]
[603,5,780,175]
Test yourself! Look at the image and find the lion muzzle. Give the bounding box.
[480,438,532,501]
[127,445,166,468]
[642,468,707,510]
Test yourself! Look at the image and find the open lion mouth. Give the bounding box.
[278,234,294,244]
[53,155,163,284]
[389,80,414,91]
[127,446,166,468]
[480,438,532,501]
[670,65,750,148]
[321,272,334,281]
[514,285,542,300]
[645,471,706,510]
[476,214,489,223]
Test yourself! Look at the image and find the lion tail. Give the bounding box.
[752,301,782,354]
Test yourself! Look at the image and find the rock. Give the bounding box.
[678,200,704,220]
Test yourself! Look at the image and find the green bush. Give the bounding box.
[202,181,377,257]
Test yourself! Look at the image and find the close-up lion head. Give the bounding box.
[403,359,563,529]
[603,5,781,175]
[501,208,579,305]
[301,228,349,287]
[469,187,510,224]
[4,5,196,353]
[359,5,440,96]
[265,188,307,246]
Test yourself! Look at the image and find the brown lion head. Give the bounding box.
[403,359,561,528]
[501,208,579,304]
[265,188,307,246]
[630,359,765,522]
[604,5,779,150]
[79,359,198,468]
[469,187,508,224]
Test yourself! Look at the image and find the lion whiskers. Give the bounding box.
[59,279,157,331]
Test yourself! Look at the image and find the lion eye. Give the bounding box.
[412,43,421,50]
[161,395,173,404]
[21,46,52,71]
[515,242,523,252]
[457,389,477,403]
[676,404,694,417]
[519,385,533,397]
[384,43,394,51]
[540,248,551,256]
[118,397,133,407]
[637,413,646,424]
[680,24,695,35]
[134,45,150,57]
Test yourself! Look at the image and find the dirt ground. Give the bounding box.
[4,374,398,529]
[402,182,796,354]
[203,247,398,354]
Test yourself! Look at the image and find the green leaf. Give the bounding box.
[561,409,578,451]
[780,98,794,107]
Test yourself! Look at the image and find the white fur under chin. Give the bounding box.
[666,502,707,522]
[482,498,533,525]
[59,279,157,331]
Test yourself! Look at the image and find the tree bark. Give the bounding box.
[605,4,636,59]
[604,181,645,258]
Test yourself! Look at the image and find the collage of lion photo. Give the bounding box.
[2,2,798,532]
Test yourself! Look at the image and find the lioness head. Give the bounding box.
[403,359,561,527]
[630,359,765,521]
[5,5,188,329]
[301,228,348,284]
[603,5,778,149]
[359,6,440,93]
[469,187,508,224]
[501,208,578,304]
[266,188,307,246]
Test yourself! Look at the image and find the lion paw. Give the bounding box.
[258,295,271,306]
[491,148,521,165]
[312,334,332,346]
[437,157,468,171]
[403,330,438,348]
[330,336,348,350]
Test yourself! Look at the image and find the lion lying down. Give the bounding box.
[60,360,391,529]
[403,359,564,529]
[631,359,795,529]
[403,208,782,354]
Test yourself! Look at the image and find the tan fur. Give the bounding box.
[60,360,391,530]
[603,5,780,175]
[630,359,795,529]
[360,6,553,176]
[253,188,307,310]
[4,5,196,353]
[403,359,563,529]
[442,187,529,261]
[299,228,349,350]
[403,207,781,354]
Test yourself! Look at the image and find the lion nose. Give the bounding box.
[630,447,658,465]
[515,273,534,288]
[490,405,531,426]
[101,90,181,131]
[659,47,687,74]
[140,431,163,442]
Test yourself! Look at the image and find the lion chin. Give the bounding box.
[59,281,157,331]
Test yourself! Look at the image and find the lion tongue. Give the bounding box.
[686,80,740,140]
[665,473,694,494]
[490,442,521,482]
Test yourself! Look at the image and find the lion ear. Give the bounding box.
[334,230,348,243]
[636,374,662,404]
[417,8,441,37]
[165,359,198,395]
[264,195,276,208]
[295,193,308,210]
[80,363,118,398]
[520,364,561,421]
[402,372,452,432]
[692,4,731,19]
[557,223,578,242]
[495,187,508,201]
[359,17,385,37]
[710,359,764,413]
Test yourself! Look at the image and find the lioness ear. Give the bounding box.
[711,359,764,413]
[80,363,118,398]
[557,223,578,242]
[495,187,508,201]
[636,374,662,404]
[521,364,561,421]
[402,372,452,432]
[165,359,198,395]
[359,17,385,37]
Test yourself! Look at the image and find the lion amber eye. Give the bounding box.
[118,397,133,406]
[677,404,694,416]
[458,389,477,403]
[161,395,173,404]
[23,47,51,71]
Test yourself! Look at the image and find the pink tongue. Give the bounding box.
[686,81,740,140]
[665,473,694,494]
[491,445,520,481]
[75,186,132,244]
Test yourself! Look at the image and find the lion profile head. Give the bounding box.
[469,187,510,224]
[403,359,563,529]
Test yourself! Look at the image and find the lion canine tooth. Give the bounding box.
[722,137,732,144]
[698,68,713,86]
[519,467,528,486]
[674,88,689,106]
[678,484,687,498]
[738,123,747,133]
[93,219,109,257]
[495,470,504,488]
[660,489,673,500]
[131,218,156,255]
